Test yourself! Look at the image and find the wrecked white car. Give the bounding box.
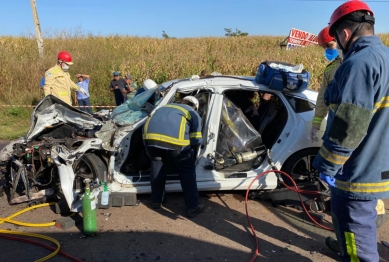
[0,75,328,212]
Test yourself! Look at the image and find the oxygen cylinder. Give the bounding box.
[82,179,97,236]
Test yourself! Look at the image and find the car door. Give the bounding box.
[195,88,278,191]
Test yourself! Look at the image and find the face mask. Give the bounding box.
[61,63,70,71]
[324,48,338,61]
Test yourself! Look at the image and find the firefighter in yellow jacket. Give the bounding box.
[311,26,342,142]
[44,51,87,105]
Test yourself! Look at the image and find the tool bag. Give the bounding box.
[255,61,310,92]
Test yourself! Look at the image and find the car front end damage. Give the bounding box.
[0,76,329,213]
[0,89,161,211]
[0,95,107,211]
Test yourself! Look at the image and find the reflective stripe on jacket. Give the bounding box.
[143,103,202,153]
[313,36,389,200]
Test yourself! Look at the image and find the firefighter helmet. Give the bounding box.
[182,96,199,110]
[328,0,374,36]
[57,51,74,65]
[318,27,335,46]
[143,79,157,90]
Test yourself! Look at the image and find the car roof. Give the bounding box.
[160,75,318,103]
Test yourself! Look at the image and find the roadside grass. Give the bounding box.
[0,108,32,140]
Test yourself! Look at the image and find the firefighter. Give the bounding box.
[313,1,389,261]
[44,51,87,105]
[142,96,204,218]
[134,79,157,97]
[311,26,342,142]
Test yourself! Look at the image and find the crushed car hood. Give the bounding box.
[25,95,103,142]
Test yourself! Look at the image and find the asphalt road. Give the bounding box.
[1,140,389,262]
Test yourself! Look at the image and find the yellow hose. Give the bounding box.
[0,202,60,261]
[0,203,55,227]
[0,229,60,262]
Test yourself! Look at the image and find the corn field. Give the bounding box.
[0,34,388,139]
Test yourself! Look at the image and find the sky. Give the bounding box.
[0,0,388,38]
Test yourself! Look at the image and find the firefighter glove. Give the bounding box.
[319,173,336,187]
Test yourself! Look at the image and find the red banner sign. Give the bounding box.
[286,28,318,50]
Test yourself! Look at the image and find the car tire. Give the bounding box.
[281,148,320,184]
[73,153,106,182]
[53,153,106,198]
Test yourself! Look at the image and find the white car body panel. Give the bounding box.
[101,77,323,196]
[1,76,326,211]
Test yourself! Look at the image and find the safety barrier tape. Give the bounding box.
[0,105,117,108]
[74,106,117,108]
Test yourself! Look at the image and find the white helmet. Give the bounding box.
[182,96,199,110]
[143,79,157,90]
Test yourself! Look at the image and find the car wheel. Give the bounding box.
[281,148,320,183]
[52,153,106,198]
[280,148,331,211]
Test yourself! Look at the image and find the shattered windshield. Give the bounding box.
[110,87,162,126]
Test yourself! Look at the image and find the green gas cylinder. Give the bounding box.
[82,179,97,236]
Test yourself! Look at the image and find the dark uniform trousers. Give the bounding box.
[145,146,199,210]
[331,190,378,262]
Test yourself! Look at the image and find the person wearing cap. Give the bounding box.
[312,1,389,260]
[109,71,127,106]
[311,26,342,143]
[43,51,88,105]
[142,96,204,218]
[74,73,92,114]
[123,74,138,100]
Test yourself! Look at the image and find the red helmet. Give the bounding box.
[328,0,374,36]
[57,51,73,65]
[318,27,335,46]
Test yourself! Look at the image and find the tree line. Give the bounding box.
[162,28,249,39]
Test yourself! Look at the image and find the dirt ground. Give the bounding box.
[1,141,389,262]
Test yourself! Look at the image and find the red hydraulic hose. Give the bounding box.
[0,233,84,262]
[245,170,334,262]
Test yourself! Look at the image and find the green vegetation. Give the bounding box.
[0,33,388,139]
[224,28,249,37]
[0,107,33,140]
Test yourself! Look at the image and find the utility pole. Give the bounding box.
[30,0,44,57]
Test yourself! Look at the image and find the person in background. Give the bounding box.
[142,96,204,218]
[109,71,127,106]
[243,92,260,129]
[123,74,138,100]
[311,26,342,143]
[40,69,48,88]
[313,1,389,261]
[44,51,87,105]
[134,79,158,97]
[75,73,92,114]
[199,70,208,78]
[243,92,273,131]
